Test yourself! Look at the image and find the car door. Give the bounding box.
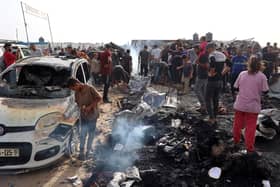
[67,63,85,126]
[81,61,91,84]
[75,63,86,83]
[0,64,18,85]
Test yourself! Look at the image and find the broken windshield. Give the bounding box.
[0,64,72,99]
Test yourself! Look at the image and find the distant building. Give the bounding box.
[206,32,213,42]
[193,33,199,41]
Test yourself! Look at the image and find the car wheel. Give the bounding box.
[65,124,80,158]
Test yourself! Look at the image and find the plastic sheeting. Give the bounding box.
[142,87,178,109]
[128,76,150,93]
[107,166,141,187]
[142,88,166,109]
[256,108,280,139]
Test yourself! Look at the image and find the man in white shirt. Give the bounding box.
[151,45,161,62]
[30,44,43,57]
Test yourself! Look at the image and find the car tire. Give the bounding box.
[65,124,80,158]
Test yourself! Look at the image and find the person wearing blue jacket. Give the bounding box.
[230,49,248,96]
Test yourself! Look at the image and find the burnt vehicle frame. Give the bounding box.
[0,56,91,172]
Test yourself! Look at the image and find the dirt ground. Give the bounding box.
[0,83,279,187]
[0,87,126,187]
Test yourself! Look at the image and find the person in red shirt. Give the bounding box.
[3,43,16,68]
[198,36,208,58]
[99,45,112,103]
[3,43,18,84]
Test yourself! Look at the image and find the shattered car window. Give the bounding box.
[0,65,71,98]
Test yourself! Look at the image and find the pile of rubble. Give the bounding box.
[137,110,277,187]
[84,80,280,187]
[256,109,280,140]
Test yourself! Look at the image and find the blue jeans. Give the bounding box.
[194,78,208,108]
[80,117,97,154]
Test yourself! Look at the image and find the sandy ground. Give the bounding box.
[0,87,126,187]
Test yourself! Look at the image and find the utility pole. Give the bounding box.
[47,14,54,48]
[20,1,29,44]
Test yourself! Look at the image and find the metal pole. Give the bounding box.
[20,1,29,44]
[47,14,54,48]
[16,28,18,42]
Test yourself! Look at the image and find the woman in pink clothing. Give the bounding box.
[233,56,269,152]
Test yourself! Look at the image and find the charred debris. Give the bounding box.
[85,77,280,187]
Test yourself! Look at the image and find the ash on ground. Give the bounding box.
[84,85,280,187]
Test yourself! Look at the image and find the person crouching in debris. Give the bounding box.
[233,56,269,153]
[111,65,130,91]
[177,54,193,95]
[67,77,102,160]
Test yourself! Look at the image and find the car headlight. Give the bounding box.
[34,112,63,141]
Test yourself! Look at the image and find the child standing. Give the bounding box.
[233,56,269,152]
[177,55,193,95]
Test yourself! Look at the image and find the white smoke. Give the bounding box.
[97,115,149,169]
[112,116,146,151]
[129,45,141,75]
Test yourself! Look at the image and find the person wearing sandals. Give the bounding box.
[233,56,269,152]
[205,43,230,124]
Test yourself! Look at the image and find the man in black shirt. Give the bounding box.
[262,42,271,55]
[205,43,230,124]
[138,45,150,76]
[161,46,169,63]
[263,46,277,80]
[121,49,133,76]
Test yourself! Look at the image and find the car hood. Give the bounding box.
[0,97,72,127]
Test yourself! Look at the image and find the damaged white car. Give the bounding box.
[0,56,91,171]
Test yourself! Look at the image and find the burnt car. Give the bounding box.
[0,56,91,171]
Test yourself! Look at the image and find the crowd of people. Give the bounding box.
[137,37,278,153]
[0,38,279,157]
[54,38,277,154]
[62,36,276,155]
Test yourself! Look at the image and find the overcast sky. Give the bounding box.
[0,0,279,46]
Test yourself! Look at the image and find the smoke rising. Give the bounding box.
[129,46,140,75]
[95,114,150,170]
[112,116,146,151]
